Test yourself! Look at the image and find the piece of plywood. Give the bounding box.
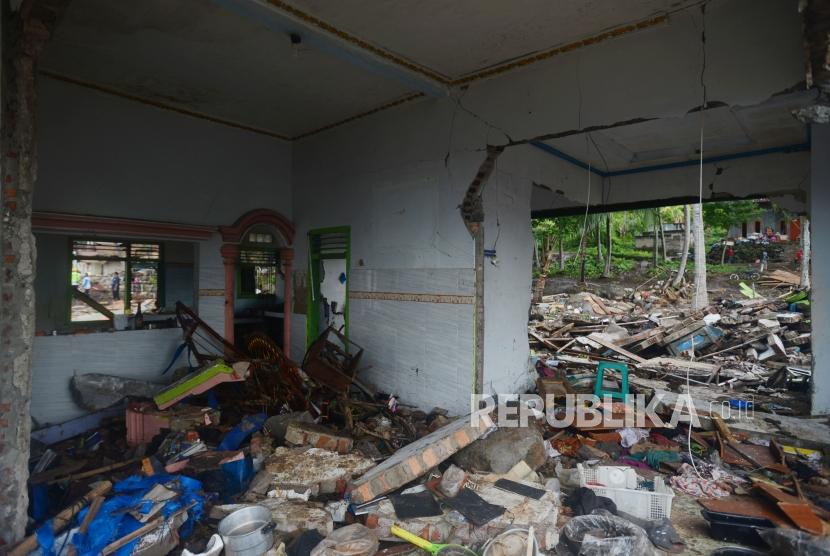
[587,333,647,364]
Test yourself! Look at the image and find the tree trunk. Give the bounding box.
[801,216,811,289]
[542,236,555,273]
[596,219,603,263]
[658,211,667,261]
[578,230,588,283]
[602,213,612,278]
[559,236,565,271]
[652,220,659,268]
[672,205,691,287]
[692,203,709,309]
[533,237,540,272]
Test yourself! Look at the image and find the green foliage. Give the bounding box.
[703,200,764,232]
[532,200,765,278]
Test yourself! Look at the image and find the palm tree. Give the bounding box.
[672,205,691,287]
[602,213,612,278]
[692,203,708,309]
[801,216,810,289]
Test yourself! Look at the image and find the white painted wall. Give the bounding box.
[32,78,293,421]
[35,77,292,226]
[458,0,803,144]
[810,124,829,414]
[30,0,808,419]
[531,150,811,214]
[292,100,489,413]
[31,328,182,425]
[481,148,535,396]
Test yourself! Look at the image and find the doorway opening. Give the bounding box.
[307,227,350,346]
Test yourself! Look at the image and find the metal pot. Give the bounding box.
[218,505,276,556]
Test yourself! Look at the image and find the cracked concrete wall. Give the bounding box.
[292,100,491,413]
[530,148,811,215]
[458,0,804,145]
[288,0,805,414]
[810,124,829,414]
[1,0,51,543]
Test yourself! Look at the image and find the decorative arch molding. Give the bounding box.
[219,208,295,246]
[219,209,296,355]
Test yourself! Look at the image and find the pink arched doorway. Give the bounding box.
[218,209,295,355]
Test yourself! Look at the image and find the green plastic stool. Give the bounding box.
[594,361,629,400]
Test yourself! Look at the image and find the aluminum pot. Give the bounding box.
[218,505,275,556]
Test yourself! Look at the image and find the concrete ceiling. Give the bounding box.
[538,91,813,172]
[41,0,415,138]
[40,0,702,139]
[285,0,699,79]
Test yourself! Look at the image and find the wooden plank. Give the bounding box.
[587,333,647,364]
[71,288,115,320]
[618,327,662,347]
[639,357,719,373]
[528,330,558,351]
[661,320,705,346]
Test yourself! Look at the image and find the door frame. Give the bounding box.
[307,226,351,347]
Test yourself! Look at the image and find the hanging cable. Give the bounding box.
[686,1,708,480]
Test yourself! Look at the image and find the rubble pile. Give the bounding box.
[12,280,830,556]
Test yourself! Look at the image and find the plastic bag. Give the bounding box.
[560,514,657,556]
[758,528,830,556]
[218,413,266,451]
[310,524,378,556]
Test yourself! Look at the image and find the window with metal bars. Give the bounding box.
[69,239,162,322]
[238,228,279,298]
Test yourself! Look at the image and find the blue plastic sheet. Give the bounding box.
[217,413,266,451]
[71,474,204,556]
[35,520,55,555]
[30,483,51,522]
[221,454,254,497]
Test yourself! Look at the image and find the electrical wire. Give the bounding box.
[686,1,708,481]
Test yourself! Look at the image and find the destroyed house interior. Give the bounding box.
[1,0,830,554]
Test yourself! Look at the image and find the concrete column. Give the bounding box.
[281,248,293,358]
[811,123,830,414]
[0,0,69,543]
[220,243,239,345]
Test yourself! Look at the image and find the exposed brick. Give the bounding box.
[284,421,353,454]
[347,408,494,504]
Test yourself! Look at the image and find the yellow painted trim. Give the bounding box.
[266,0,451,84]
[452,15,668,85]
[40,69,292,141]
[266,0,667,87]
[40,10,668,140]
[292,92,425,140]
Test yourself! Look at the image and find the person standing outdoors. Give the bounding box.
[81,272,92,296]
[111,271,121,301]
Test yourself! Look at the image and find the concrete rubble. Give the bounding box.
[12,289,830,556]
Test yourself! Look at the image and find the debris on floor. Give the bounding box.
[13,288,829,556]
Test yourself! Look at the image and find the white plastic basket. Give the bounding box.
[576,464,674,520]
[578,465,638,489]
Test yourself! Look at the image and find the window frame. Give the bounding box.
[68,237,165,325]
[236,259,280,299]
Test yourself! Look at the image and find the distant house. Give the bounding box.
[634,222,690,254]
[726,203,799,241]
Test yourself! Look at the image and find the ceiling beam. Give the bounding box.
[530,141,607,178]
[530,140,810,179]
[211,0,447,98]
[605,143,811,177]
